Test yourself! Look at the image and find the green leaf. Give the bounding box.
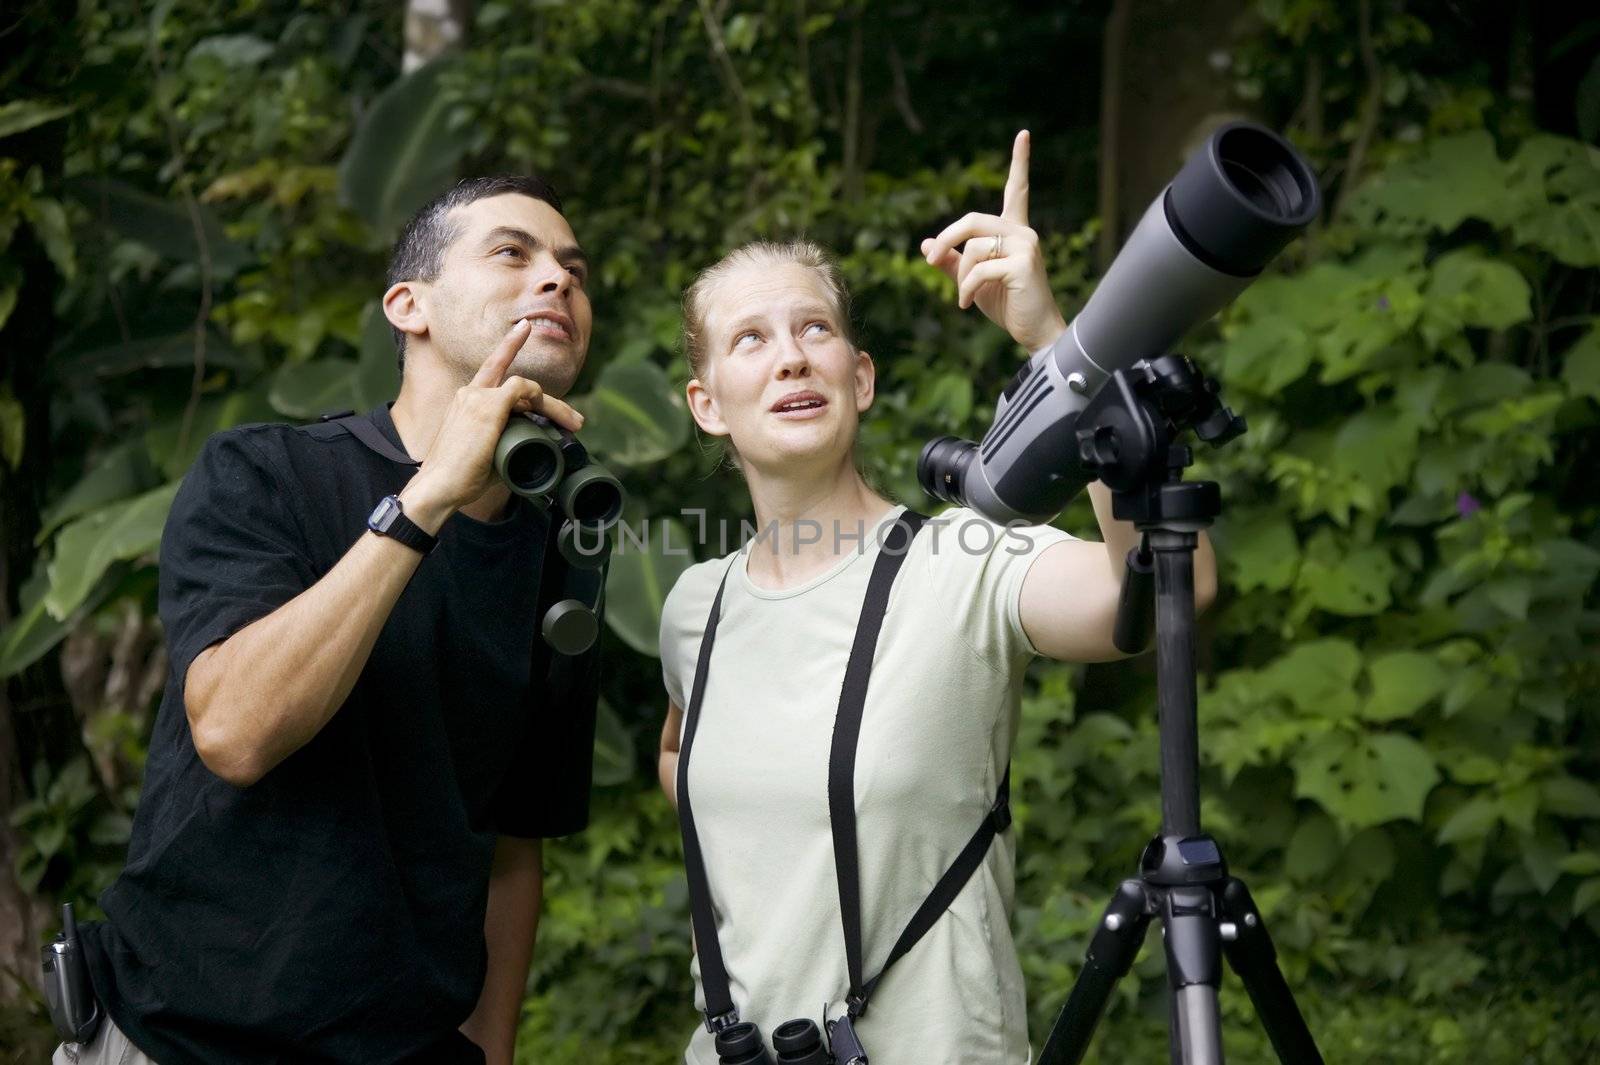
[604,517,695,656]
[1520,827,1565,895]
[1437,362,1532,413]
[1332,408,1420,498]
[591,700,636,787]
[38,440,159,545]
[145,387,279,480]
[1426,250,1532,330]
[355,301,401,411]
[1541,777,1600,819]
[0,100,74,140]
[0,569,72,678]
[337,59,474,235]
[0,279,17,332]
[570,360,689,467]
[1575,878,1600,917]
[1343,131,1508,233]
[1559,852,1600,877]
[32,820,67,859]
[269,358,361,420]
[23,197,75,280]
[1482,577,1531,620]
[1295,531,1395,616]
[187,34,274,67]
[1562,325,1600,401]
[64,177,249,275]
[1220,312,1313,393]
[15,852,47,894]
[1262,639,1363,719]
[1344,826,1397,883]
[1293,730,1441,829]
[1222,509,1298,593]
[59,326,249,377]
[44,482,180,620]
[1506,136,1600,267]
[1364,651,1448,722]
[1437,796,1498,844]
[1284,811,1341,879]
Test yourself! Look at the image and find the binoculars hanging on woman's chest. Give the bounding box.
[715,1015,869,1065]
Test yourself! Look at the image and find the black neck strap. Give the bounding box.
[323,406,421,468]
[675,562,739,1028]
[676,509,1014,1032]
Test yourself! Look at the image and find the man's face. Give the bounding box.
[419,193,592,396]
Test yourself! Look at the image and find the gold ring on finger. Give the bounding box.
[989,235,1005,260]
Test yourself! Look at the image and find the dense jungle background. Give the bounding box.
[3,1,1599,1061]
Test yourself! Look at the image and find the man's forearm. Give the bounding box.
[185,478,455,785]
[462,837,542,1065]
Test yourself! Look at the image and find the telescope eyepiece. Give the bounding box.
[918,436,978,505]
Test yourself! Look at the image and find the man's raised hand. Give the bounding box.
[406,320,586,521]
[919,130,1067,353]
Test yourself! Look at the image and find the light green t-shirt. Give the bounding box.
[659,505,1075,1065]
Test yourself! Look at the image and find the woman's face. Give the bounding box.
[686,260,875,474]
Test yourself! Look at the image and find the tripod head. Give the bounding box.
[1075,353,1244,526]
[1071,354,1243,654]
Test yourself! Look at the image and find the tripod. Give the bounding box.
[1036,356,1324,1065]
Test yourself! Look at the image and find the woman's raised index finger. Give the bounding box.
[473,319,532,388]
[1001,129,1031,224]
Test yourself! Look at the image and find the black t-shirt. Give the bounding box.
[82,404,597,1065]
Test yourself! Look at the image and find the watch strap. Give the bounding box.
[368,494,438,555]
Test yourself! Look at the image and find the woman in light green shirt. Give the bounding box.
[657,132,1218,1065]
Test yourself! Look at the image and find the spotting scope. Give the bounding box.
[919,121,1320,523]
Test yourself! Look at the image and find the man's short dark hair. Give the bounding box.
[386,175,564,368]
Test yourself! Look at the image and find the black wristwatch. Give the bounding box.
[366,494,439,555]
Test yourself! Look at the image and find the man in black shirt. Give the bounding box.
[63,176,599,1065]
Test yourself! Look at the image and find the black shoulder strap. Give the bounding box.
[675,556,741,1031]
[827,513,1013,1019]
[850,768,1012,1014]
[827,510,926,1013]
[324,409,420,468]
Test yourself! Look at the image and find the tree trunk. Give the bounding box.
[1100,0,1254,264]
[403,0,473,72]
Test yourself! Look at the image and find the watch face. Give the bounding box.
[368,495,400,532]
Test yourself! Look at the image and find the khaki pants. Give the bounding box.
[52,1018,156,1065]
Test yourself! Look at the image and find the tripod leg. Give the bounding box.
[1219,880,1324,1065]
[1172,985,1224,1065]
[1037,881,1151,1065]
[1162,885,1225,1065]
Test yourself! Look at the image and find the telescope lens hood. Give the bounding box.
[1165,121,1321,277]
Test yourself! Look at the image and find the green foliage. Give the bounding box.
[9,758,133,909]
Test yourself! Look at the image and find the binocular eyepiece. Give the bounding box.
[714,1018,838,1065]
